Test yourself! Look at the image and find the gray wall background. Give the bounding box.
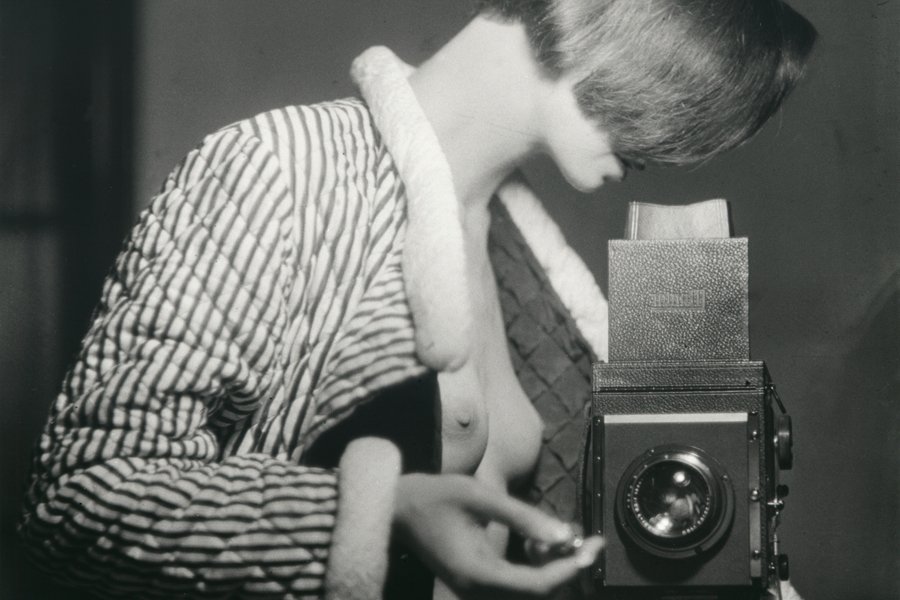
[2,1,897,599]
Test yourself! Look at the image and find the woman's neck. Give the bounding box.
[408,16,548,216]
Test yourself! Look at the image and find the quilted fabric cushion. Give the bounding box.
[487,197,597,524]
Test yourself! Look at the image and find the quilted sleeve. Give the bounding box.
[18,124,340,599]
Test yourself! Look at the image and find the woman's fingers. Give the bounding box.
[394,474,605,599]
[462,536,604,597]
[452,475,575,545]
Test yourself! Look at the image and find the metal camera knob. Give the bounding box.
[778,554,790,581]
[775,414,793,470]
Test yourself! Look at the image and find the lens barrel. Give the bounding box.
[616,445,735,559]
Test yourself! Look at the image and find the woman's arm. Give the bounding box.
[19,123,343,599]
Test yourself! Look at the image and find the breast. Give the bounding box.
[438,366,490,475]
[436,268,543,486]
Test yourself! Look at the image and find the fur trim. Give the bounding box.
[496,175,609,361]
[352,47,471,372]
[324,438,401,600]
[351,47,608,366]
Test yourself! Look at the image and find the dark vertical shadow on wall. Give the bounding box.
[0,2,134,599]
[54,0,135,360]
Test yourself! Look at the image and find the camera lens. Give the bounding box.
[616,445,734,559]
[631,461,711,538]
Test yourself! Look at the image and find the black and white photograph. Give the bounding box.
[1,2,897,600]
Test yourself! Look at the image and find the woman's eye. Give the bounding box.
[617,155,646,171]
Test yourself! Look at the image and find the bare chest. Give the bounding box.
[437,247,543,486]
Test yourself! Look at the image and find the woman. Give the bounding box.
[19,1,815,599]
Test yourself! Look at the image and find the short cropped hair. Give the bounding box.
[476,0,817,165]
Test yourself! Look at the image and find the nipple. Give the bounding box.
[454,406,474,428]
[440,391,486,445]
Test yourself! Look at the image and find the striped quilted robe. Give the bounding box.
[19,47,608,600]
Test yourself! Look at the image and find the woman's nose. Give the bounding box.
[602,157,626,184]
[606,154,645,183]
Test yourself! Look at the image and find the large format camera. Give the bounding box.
[586,203,793,599]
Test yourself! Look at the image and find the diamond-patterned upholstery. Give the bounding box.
[488,197,596,524]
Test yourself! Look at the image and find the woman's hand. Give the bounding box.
[772,580,804,600]
[394,473,603,599]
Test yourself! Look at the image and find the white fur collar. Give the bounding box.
[351,46,608,368]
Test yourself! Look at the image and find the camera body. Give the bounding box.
[587,237,792,600]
